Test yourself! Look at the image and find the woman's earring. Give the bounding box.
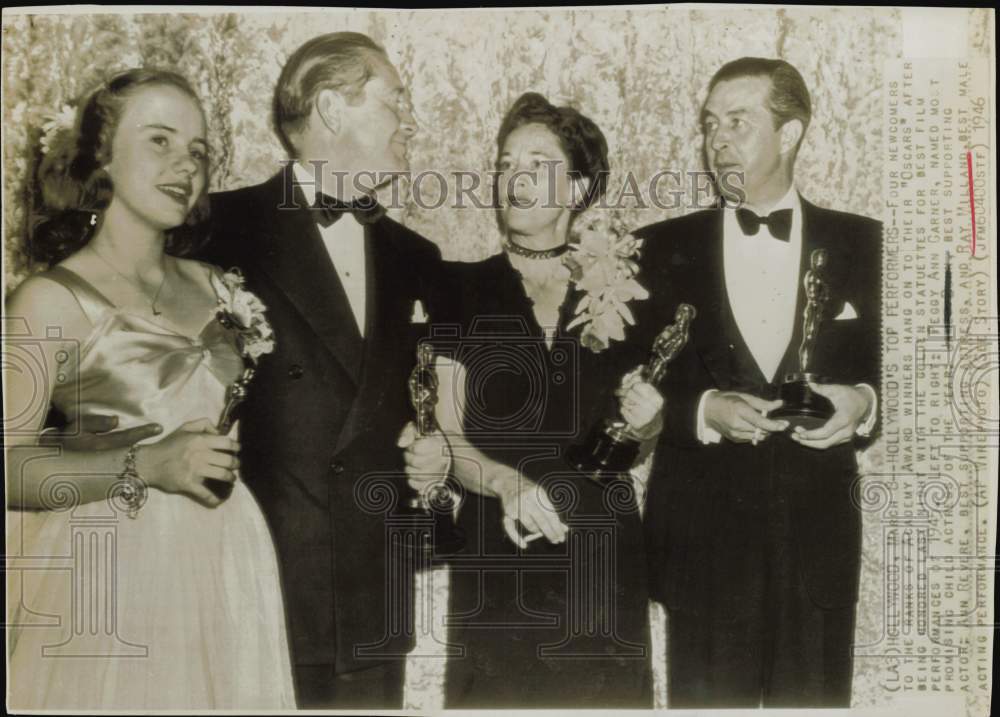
[89,213,97,226]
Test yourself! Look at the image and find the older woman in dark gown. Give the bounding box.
[408,93,661,708]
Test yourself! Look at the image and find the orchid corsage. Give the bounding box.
[563,218,649,353]
[211,269,275,433]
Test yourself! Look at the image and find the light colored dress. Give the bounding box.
[6,264,295,710]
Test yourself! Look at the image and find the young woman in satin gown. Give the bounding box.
[5,68,294,710]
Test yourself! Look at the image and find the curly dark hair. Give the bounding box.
[495,92,610,213]
[29,68,211,266]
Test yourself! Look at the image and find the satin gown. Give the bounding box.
[439,254,653,708]
[6,265,295,710]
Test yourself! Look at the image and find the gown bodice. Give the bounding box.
[438,252,652,708]
[8,264,295,711]
[45,265,243,438]
[438,253,642,477]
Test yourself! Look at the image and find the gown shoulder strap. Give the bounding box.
[41,265,117,326]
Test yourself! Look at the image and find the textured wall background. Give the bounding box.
[7,6,991,711]
[3,7,901,281]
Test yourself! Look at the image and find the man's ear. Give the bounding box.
[779,118,804,156]
[315,88,344,136]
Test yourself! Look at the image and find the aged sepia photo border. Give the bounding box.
[3,4,996,716]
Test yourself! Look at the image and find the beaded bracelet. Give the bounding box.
[118,445,148,519]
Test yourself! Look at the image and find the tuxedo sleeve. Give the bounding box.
[658,342,711,447]
[200,189,249,269]
[632,225,707,448]
[410,236,454,325]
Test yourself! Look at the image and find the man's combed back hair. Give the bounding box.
[708,57,812,133]
[273,32,388,156]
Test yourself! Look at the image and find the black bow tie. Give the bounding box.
[313,192,386,228]
[735,208,793,242]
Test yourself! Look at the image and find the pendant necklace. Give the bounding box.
[90,248,168,316]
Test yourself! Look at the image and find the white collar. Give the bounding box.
[739,185,800,216]
[292,161,369,233]
[291,161,323,207]
[724,184,803,248]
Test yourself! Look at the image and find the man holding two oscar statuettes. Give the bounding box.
[635,57,882,707]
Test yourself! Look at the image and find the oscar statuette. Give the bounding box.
[565,303,696,484]
[771,248,836,429]
[406,342,465,555]
[205,368,256,501]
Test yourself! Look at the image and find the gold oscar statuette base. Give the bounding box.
[771,372,835,430]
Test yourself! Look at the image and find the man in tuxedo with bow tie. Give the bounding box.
[636,57,881,707]
[202,32,448,709]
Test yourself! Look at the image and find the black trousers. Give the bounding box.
[665,485,856,708]
[293,661,404,710]
[445,487,653,708]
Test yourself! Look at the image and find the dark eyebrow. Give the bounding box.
[700,107,749,123]
[498,150,559,159]
[142,124,207,146]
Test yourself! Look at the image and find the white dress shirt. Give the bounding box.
[292,162,367,336]
[696,187,876,443]
[724,186,803,383]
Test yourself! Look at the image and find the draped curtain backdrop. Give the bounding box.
[7,6,991,708]
[4,6,902,280]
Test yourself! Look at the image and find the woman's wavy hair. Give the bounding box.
[494,92,610,213]
[29,68,211,266]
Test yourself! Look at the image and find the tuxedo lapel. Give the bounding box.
[684,210,762,391]
[775,196,847,380]
[254,171,364,384]
[333,217,404,452]
[363,223,381,350]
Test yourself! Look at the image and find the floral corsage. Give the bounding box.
[563,217,649,353]
[211,269,275,432]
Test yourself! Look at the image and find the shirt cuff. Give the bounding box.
[696,389,723,445]
[854,383,878,437]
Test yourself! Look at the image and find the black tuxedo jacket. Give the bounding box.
[202,169,443,673]
[634,198,881,616]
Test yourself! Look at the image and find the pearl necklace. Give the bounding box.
[502,237,569,260]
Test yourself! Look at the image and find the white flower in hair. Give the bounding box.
[40,104,76,155]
